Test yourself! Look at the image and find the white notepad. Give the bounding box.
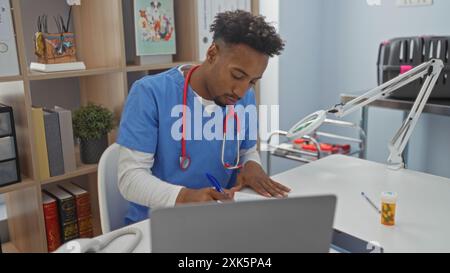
[233,191,274,202]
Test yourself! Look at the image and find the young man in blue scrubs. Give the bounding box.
[117,10,290,224]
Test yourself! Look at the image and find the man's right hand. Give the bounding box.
[176,188,234,205]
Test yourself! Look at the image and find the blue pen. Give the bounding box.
[206,173,228,197]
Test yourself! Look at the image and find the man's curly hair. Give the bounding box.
[210,10,285,57]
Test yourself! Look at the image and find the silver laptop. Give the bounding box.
[150,195,337,253]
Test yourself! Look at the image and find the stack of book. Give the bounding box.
[42,182,93,252]
[31,106,77,180]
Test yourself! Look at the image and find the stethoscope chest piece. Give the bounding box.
[179,156,191,171]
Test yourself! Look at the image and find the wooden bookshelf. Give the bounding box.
[1,242,20,253]
[40,164,98,185]
[0,75,23,83]
[0,0,260,253]
[0,177,34,195]
[126,62,196,73]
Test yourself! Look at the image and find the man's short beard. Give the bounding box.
[213,96,227,107]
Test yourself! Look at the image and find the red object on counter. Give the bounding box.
[293,139,351,154]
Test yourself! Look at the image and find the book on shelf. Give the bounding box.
[42,192,62,252]
[59,182,93,238]
[44,186,79,243]
[54,106,76,173]
[29,62,86,73]
[43,109,65,177]
[31,107,50,180]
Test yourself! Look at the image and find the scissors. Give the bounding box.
[54,15,68,33]
[37,14,48,33]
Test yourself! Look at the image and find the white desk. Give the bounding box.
[98,155,450,253]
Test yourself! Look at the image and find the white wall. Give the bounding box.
[259,0,280,152]
[259,0,280,108]
[269,0,450,177]
[319,0,450,177]
[263,0,324,174]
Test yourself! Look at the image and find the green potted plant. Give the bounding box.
[73,104,115,164]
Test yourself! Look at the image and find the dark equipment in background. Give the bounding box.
[0,103,21,187]
[378,36,450,99]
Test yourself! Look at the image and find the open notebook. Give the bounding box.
[234,191,279,202]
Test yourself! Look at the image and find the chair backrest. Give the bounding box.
[98,143,129,234]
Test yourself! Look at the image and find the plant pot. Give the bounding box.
[80,135,108,164]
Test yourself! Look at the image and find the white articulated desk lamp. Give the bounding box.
[286,59,444,170]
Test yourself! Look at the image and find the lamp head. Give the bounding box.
[286,110,327,140]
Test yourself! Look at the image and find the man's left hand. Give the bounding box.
[231,161,291,198]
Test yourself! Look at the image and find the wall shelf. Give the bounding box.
[126,62,198,73]
[0,177,35,195]
[40,164,98,185]
[27,67,123,81]
[0,75,23,83]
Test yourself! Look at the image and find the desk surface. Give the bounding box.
[341,93,450,116]
[99,155,450,253]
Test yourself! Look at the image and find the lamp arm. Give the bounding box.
[328,59,444,169]
[387,59,444,169]
[328,59,441,118]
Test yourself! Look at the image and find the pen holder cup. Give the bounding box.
[381,192,397,226]
[34,32,77,64]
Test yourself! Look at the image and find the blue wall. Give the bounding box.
[273,0,450,177]
[264,0,324,175]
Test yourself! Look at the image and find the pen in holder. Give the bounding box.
[33,8,79,65]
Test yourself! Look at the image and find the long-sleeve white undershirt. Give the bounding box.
[118,145,261,209]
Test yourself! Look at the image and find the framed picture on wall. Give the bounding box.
[134,0,177,56]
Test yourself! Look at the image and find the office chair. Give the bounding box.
[98,143,129,234]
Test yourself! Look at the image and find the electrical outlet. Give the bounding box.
[396,0,433,7]
[367,0,381,6]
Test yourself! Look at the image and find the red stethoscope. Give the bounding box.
[179,65,242,171]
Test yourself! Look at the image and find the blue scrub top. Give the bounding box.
[117,66,257,224]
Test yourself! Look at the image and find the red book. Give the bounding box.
[42,192,62,252]
[59,183,93,238]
